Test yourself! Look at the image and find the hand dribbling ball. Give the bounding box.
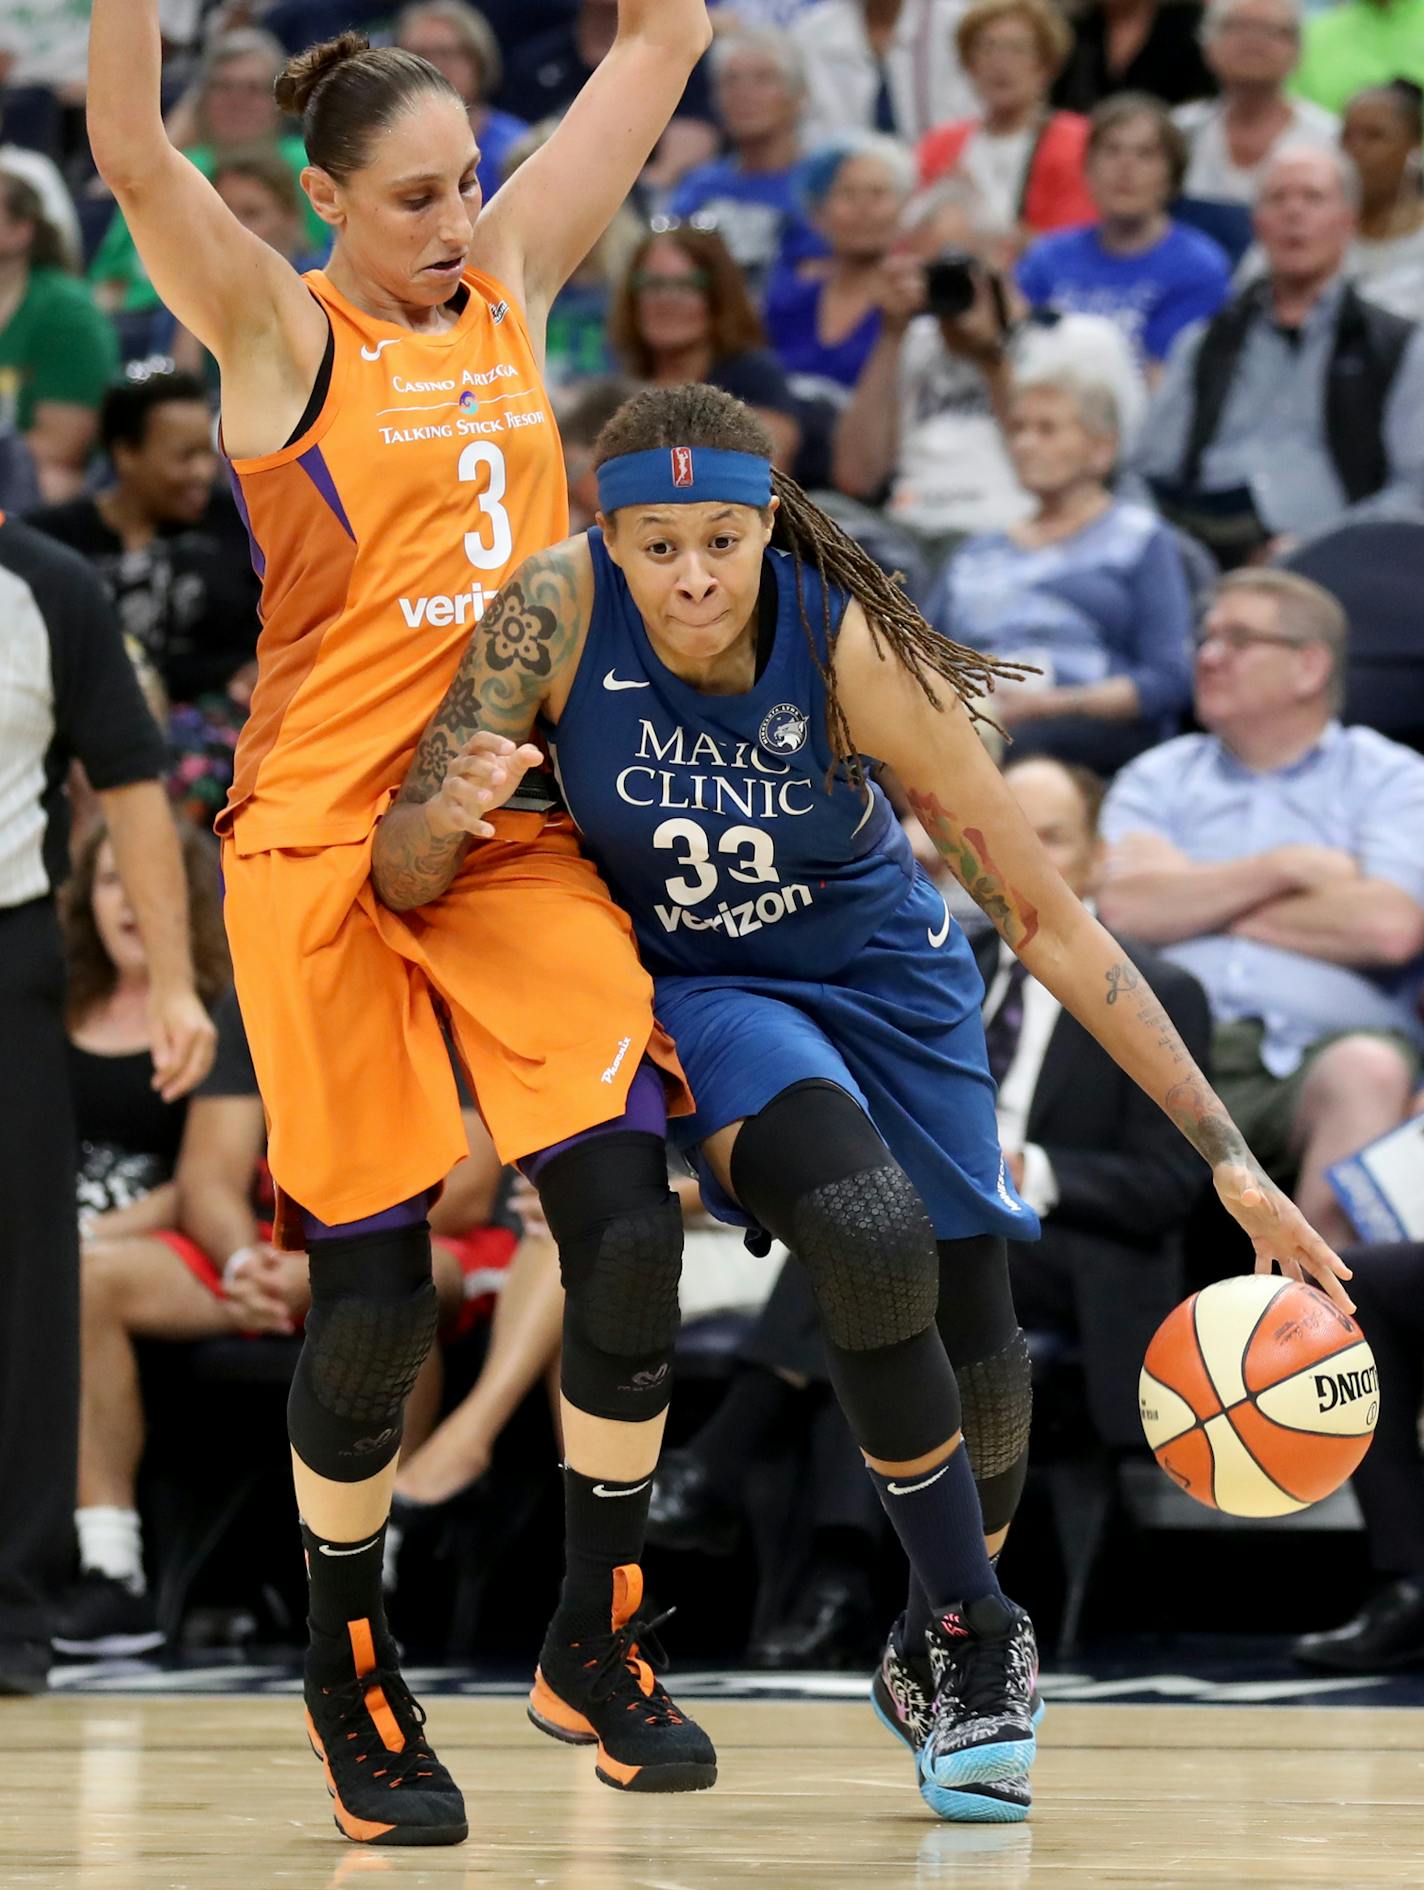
[1139,1274,1377,1517]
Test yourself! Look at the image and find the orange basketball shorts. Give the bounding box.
[221,813,689,1233]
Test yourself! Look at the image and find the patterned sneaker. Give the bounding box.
[528,1565,717,1793]
[872,1613,1035,1824]
[304,1618,468,1846]
[919,1596,1039,1794]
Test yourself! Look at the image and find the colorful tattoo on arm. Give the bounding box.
[906,789,1040,948]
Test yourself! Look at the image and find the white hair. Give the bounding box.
[800,130,917,207]
[1011,365,1120,440]
[710,27,807,93]
[1203,0,1302,40]
[1257,140,1362,212]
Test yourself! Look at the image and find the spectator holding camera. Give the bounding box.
[1016,95,1232,374]
[916,0,1097,241]
[666,29,814,284]
[1174,0,1337,210]
[1139,146,1424,563]
[928,366,1193,770]
[764,132,915,394]
[611,224,802,468]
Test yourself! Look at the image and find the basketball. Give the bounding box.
[1139,1275,1378,1517]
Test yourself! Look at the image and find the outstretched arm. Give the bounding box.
[372,540,594,911]
[837,605,1354,1310]
[474,0,712,321]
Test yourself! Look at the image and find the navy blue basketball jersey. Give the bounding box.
[545,532,918,979]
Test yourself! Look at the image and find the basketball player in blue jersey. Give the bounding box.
[372,385,1353,1823]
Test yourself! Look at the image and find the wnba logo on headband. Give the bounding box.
[596,443,773,513]
[671,447,695,487]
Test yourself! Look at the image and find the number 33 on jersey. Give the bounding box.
[219,268,567,852]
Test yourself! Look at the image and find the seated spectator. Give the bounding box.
[1053,0,1216,117]
[52,983,544,1655]
[977,757,1210,1447]
[666,29,814,286]
[0,172,118,505]
[764,132,914,396]
[0,0,90,164]
[929,367,1193,771]
[27,367,261,708]
[89,29,327,323]
[917,0,1097,243]
[1099,569,1424,1252]
[1016,95,1232,374]
[560,374,641,531]
[0,103,82,269]
[1292,0,1424,118]
[1174,0,1337,211]
[611,225,802,469]
[832,228,1144,559]
[789,0,977,147]
[1342,80,1424,322]
[501,0,718,193]
[1139,147,1424,563]
[1294,1238,1424,1672]
[394,0,528,204]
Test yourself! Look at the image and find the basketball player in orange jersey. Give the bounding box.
[88,0,717,1845]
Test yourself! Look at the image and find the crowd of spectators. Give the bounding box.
[3,0,1424,1681]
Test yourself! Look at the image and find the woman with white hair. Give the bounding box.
[765,131,915,391]
[90,29,328,320]
[1174,0,1337,208]
[929,365,1193,769]
[395,0,528,200]
[665,28,813,281]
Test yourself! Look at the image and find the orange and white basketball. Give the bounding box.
[1139,1274,1377,1517]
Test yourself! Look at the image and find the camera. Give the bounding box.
[924,250,1012,333]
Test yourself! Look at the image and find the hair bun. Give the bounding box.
[274,30,370,117]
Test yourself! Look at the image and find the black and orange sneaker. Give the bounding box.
[304,1617,468,1846]
[527,1565,717,1793]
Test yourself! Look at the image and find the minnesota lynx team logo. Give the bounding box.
[758,703,809,756]
[671,446,695,487]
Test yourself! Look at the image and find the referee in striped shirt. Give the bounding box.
[0,513,215,1693]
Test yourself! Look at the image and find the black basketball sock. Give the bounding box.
[868,1444,1002,1622]
[554,1464,653,1639]
[301,1519,391,1674]
[904,1541,1001,1651]
[693,1366,801,1503]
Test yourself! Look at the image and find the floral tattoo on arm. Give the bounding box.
[906,787,1040,948]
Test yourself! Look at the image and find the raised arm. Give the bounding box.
[372,539,595,911]
[838,606,1353,1309]
[474,0,712,323]
[87,0,324,414]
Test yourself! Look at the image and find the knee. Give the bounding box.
[80,1239,137,1323]
[795,1164,939,1352]
[1302,1035,1414,1114]
[560,1193,683,1420]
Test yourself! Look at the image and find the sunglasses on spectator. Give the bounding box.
[1192,624,1309,654]
[632,268,712,293]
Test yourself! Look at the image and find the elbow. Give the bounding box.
[627,5,714,64]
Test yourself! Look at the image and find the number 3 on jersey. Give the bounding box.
[459,442,514,571]
[655,820,779,907]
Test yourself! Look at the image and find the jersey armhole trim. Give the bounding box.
[225,288,350,475]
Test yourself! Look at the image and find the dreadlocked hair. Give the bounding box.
[593,383,1031,788]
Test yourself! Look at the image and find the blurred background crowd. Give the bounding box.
[4,0,1424,1685]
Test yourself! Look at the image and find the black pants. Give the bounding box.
[1343,1242,1424,1578]
[0,898,79,1645]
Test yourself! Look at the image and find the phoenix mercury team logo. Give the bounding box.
[758,703,809,756]
[671,446,695,487]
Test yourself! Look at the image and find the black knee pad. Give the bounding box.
[935,1236,1031,1531]
[536,1131,682,1422]
[288,1226,438,1483]
[731,1081,940,1352]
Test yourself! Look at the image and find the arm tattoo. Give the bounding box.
[906,788,1040,949]
[1104,962,1139,1004]
[1164,1075,1252,1170]
[373,547,584,911]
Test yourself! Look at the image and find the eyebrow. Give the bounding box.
[636,506,738,526]
[390,158,481,189]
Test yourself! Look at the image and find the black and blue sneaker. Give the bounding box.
[918,1597,1039,1803]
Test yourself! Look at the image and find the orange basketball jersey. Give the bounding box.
[219,267,568,849]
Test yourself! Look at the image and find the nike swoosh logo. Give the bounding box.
[927,898,951,949]
[592,1479,651,1498]
[317,1535,382,1557]
[360,339,399,361]
[887,1464,951,1497]
[603,671,650,691]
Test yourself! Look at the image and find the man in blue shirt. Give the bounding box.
[1016,94,1232,371]
[1099,569,1424,1251]
[665,29,816,284]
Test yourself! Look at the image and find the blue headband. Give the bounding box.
[596,445,773,515]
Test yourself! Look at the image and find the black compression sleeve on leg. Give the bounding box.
[535,1130,683,1422]
[935,1235,1031,1533]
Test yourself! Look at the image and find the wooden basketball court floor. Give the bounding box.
[9,1691,1424,1889]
